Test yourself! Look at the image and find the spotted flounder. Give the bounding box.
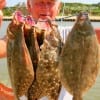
[7,18,34,99]
[28,21,63,100]
[59,12,100,100]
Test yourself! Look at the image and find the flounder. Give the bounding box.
[7,13,34,100]
[59,12,100,100]
[28,20,63,100]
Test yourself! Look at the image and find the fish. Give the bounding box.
[7,17,34,100]
[28,20,63,100]
[24,17,40,80]
[59,12,100,100]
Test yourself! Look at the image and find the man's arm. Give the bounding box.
[0,36,7,58]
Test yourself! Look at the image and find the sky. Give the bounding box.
[6,0,100,7]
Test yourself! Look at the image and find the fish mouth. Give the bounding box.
[77,12,88,26]
[78,12,88,19]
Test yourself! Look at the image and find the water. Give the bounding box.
[0,21,100,37]
[0,21,100,100]
[57,21,100,28]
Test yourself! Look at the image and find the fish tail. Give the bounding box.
[73,93,83,100]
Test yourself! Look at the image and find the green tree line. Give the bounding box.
[3,2,100,16]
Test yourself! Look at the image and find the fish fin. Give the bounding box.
[19,95,28,100]
[73,95,83,100]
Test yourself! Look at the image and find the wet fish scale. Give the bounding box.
[59,12,100,100]
[7,22,34,99]
[27,26,45,100]
[36,26,61,100]
[24,26,40,79]
[28,23,62,100]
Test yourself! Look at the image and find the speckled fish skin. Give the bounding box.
[27,26,45,100]
[59,12,100,100]
[24,25,40,80]
[7,21,34,100]
[28,22,62,100]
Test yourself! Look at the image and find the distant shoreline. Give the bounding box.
[3,16,100,22]
[56,15,100,22]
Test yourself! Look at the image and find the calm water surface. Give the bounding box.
[0,21,100,100]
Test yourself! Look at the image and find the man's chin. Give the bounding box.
[39,15,51,20]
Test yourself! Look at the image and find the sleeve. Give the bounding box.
[58,26,72,43]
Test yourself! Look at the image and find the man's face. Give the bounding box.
[27,0,61,20]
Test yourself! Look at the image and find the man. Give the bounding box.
[0,0,71,100]
[0,0,60,58]
[0,0,72,100]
